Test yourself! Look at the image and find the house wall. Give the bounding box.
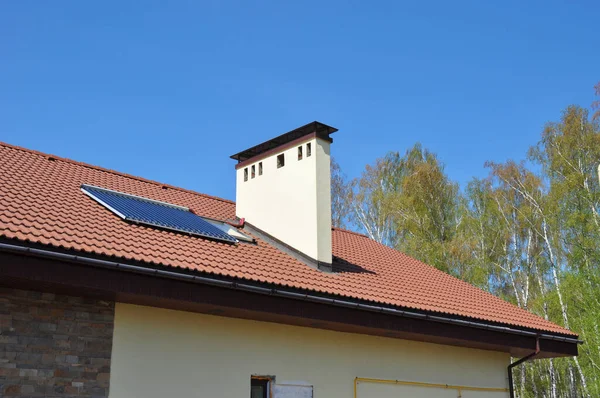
[0,288,114,397]
[109,303,511,398]
[235,136,333,264]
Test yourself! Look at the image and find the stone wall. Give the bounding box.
[0,288,114,397]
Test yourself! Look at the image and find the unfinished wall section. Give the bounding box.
[0,288,114,397]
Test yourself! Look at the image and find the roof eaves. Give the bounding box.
[0,238,580,342]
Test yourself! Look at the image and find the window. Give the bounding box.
[251,377,270,398]
[244,168,248,182]
[306,143,312,157]
[251,376,313,398]
[251,165,256,179]
[258,162,263,175]
[277,154,285,168]
[298,146,303,160]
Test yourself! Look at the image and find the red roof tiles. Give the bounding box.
[0,142,575,336]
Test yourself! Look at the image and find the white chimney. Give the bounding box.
[231,122,337,269]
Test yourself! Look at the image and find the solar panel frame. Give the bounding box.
[81,184,238,243]
[205,219,254,243]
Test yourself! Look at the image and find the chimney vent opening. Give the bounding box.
[232,121,338,266]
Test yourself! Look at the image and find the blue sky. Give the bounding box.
[1,1,598,201]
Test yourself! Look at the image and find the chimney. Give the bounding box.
[230,121,337,269]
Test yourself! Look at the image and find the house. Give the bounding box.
[0,122,578,398]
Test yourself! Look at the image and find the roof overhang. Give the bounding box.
[0,239,579,359]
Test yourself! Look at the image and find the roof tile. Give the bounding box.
[0,142,575,336]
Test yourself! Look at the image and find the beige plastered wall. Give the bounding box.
[109,303,510,398]
[235,136,332,264]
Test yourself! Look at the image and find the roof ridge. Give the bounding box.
[0,141,236,205]
[332,226,369,238]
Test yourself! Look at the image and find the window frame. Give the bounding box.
[277,153,285,168]
[251,377,271,398]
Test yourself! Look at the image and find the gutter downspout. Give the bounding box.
[508,336,540,398]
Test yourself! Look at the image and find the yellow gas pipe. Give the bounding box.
[354,377,509,398]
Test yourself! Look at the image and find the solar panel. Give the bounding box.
[81,184,238,243]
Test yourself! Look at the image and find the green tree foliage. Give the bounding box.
[387,145,461,274]
[332,93,600,397]
[331,157,353,229]
[593,82,600,121]
[348,152,402,244]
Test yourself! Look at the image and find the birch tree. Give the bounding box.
[349,151,405,245]
[330,87,600,397]
[593,82,600,122]
[331,157,353,229]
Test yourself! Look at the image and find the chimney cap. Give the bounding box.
[230,121,338,163]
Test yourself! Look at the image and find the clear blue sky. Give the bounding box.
[1,1,598,201]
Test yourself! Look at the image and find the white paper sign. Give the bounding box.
[273,383,313,398]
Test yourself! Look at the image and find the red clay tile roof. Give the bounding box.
[0,141,575,336]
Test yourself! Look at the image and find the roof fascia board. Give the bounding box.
[0,245,579,358]
[0,239,580,347]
